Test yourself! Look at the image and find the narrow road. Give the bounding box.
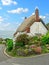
[0,44,10,62]
[0,44,49,65]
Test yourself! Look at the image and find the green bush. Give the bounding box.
[2,41,6,44]
[42,46,49,53]
[29,36,41,46]
[5,38,10,42]
[25,45,29,49]
[32,36,38,40]
[15,34,41,46]
[7,39,13,51]
[15,34,29,45]
[41,32,49,46]
[15,42,24,48]
[0,38,3,41]
[0,38,3,44]
[0,41,2,44]
[16,48,33,56]
[16,48,25,56]
[41,36,47,46]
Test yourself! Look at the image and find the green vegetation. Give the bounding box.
[0,38,3,44]
[15,42,24,47]
[0,38,6,44]
[6,39,13,51]
[6,32,49,57]
[15,34,29,45]
[41,31,49,46]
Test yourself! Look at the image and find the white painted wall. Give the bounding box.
[30,22,48,35]
[14,22,48,41]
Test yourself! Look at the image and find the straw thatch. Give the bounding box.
[14,15,48,36]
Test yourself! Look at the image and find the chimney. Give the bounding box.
[35,8,40,22]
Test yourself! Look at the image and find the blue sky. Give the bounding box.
[0,0,49,38]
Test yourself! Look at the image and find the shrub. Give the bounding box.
[46,44,49,50]
[16,48,25,56]
[41,35,47,46]
[0,41,2,44]
[41,32,49,46]
[15,34,41,46]
[28,37,34,45]
[28,36,38,44]
[15,42,24,48]
[7,39,13,51]
[25,45,29,49]
[16,48,33,56]
[0,38,3,44]
[15,34,29,45]
[29,36,41,46]
[33,36,38,40]
[46,31,49,35]
[24,49,33,56]
[42,46,49,53]
[5,38,10,42]
[0,38,3,41]
[2,40,6,44]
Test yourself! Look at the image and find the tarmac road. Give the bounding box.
[0,44,10,62]
[0,44,49,65]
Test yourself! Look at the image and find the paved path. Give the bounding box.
[0,44,10,62]
[0,44,49,65]
[0,54,49,65]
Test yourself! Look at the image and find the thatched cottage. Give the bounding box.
[14,8,48,39]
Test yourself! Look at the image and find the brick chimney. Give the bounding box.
[35,8,40,22]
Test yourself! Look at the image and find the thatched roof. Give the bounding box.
[17,15,36,32]
[14,8,48,36]
[14,15,36,36]
[14,14,48,36]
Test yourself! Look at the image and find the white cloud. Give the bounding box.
[32,12,35,15]
[0,16,4,22]
[46,14,49,16]
[16,22,21,26]
[12,1,17,5]
[0,20,20,31]
[4,23,10,27]
[40,15,46,19]
[0,16,11,31]
[0,22,10,30]
[7,8,28,14]
[1,0,17,5]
